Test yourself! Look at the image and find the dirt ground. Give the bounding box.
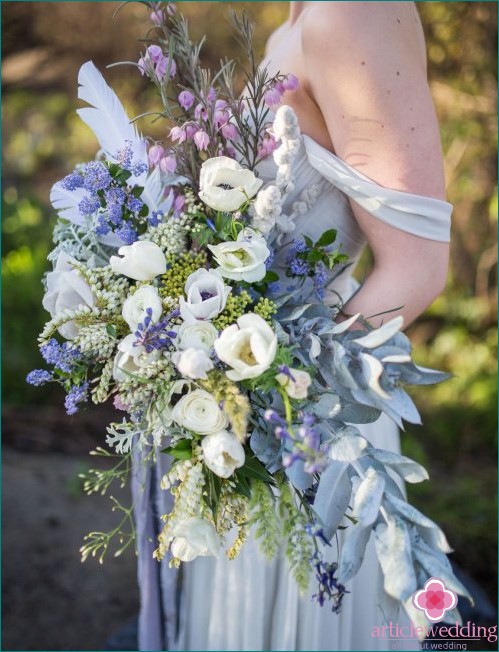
[2,406,140,651]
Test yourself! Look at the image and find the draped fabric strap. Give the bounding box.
[303,135,452,243]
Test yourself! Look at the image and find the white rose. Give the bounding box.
[214,313,277,381]
[176,321,218,353]
[171,517,220,562]
[171,389,228,434]
[112,334,160,381]
[42,252,96,340]
[172,348,214,380]
[199,156,263,212]
[179,268,231,323]
[202,429,245,478]
[276,368,312,400]
[208,228,270,283]
[122,285,163,332]
[110,240,167,281]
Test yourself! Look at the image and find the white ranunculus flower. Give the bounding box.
[122,285,163,332]
[171,517,220,562]
[202,429,245,478]
[214,313,277,381]
[176,321,218,353]
[42,252,96,340]
[199,156,263,212]
[112,334,160,381]
[171,389,228,434]
[179,268,231,323]
[276,368,312,400]
[110,240,167,281]
[172,348,214,380]
[208,228,270,283]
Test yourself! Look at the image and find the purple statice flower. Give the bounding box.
[282,73,299,92]
[313,262,328,300]
[194,102,208,122]
[264,84,283,108]
[290,258,310,276]
[221,122,239,141]
[40,339,82,373]
[185,123,199,140]
[214,100,229,127]
[61,171,84,191]
[78,194,101,216]
[26,369,53,386]
[150,7,164,25]
[148,144,165,167]
[258,133,278,159]
[178,90,195,111]
[173,194,186,215]
[310,553,348,613]
[126,196,144,214]
[115,222,138,245]
[194,130,210,151]
[64,382,89,416]
[148,210,164,228]
[82,161,112,192]
[134,307,179,353]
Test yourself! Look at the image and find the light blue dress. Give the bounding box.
[132,132,452,651]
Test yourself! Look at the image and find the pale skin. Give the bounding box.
[264,1,450,326]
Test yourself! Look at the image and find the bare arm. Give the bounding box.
[302,2,450,326]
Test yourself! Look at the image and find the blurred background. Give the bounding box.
[2,1,497,650]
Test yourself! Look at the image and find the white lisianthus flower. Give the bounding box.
[214,313,277,381]
[171,389,228,434]
[208,228,270,283]
[199,156,263,212]
[172,348,214,380]
[276,368,312,400]
[171,517,220,562]
[252,185,282,235]
[202,429,245,478]
[42,252,96,340]
[112,334,160,381]
[179,268,231,323]
[122,285,162,332]
[110,240,167,281]
[176,321,218,353]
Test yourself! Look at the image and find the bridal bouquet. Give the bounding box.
[28,2,471,626]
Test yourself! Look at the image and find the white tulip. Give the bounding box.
[42,252,95,340]
[202,429,245,478]
[176,321,218,353]
[208,228,270,283]
[276,368,312,400]
[172,348,214,380]
[179,268,231,323]
[199,156,263,212]
[171,389,228,434]
[122,285,162,332]
[110,240,167,281]
[112,334,160,381]
[214,313,277,381]
[171,517,220,562]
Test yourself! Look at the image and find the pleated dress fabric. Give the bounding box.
[133,133,452,652]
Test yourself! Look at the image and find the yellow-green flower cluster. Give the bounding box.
[249,480,281,560]
[199,369,250,440]
[212,291,253,330]
[159,251,208,300]
[253,297,277,324]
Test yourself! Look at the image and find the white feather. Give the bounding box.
[49,182,87,225]
[76,61,147,167]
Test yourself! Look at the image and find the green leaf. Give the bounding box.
[106,324,117,338]
[115,170,133,184]
[263,270,279,283]
[139,204,149,218]
[316,228,338,247]
[238,452,275,484]
[131,185,144,198]
[234,470,252,498]
[303,235,313,248]
[161,438,193,460]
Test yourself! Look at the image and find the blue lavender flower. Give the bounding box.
[40,339,82,373]
[310,552,348,613]
[26,369,53,386]
[265,247,275,269]
[82,161,112,192]
[64,382,89,416]
[313,262,328,300]
[78,195,101,216]
[115,222,139,245]
[61,171,84,191]
[132,161,148,177]
[134,307,179,353]
[267,281,282,295]
[148,210,164,227]
[290,238,308,255]
[126,196,144,214]
[289,258,310,276]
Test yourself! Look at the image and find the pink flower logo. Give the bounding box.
[412,577,458,622]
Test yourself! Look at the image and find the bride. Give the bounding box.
[133,2,452,650]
